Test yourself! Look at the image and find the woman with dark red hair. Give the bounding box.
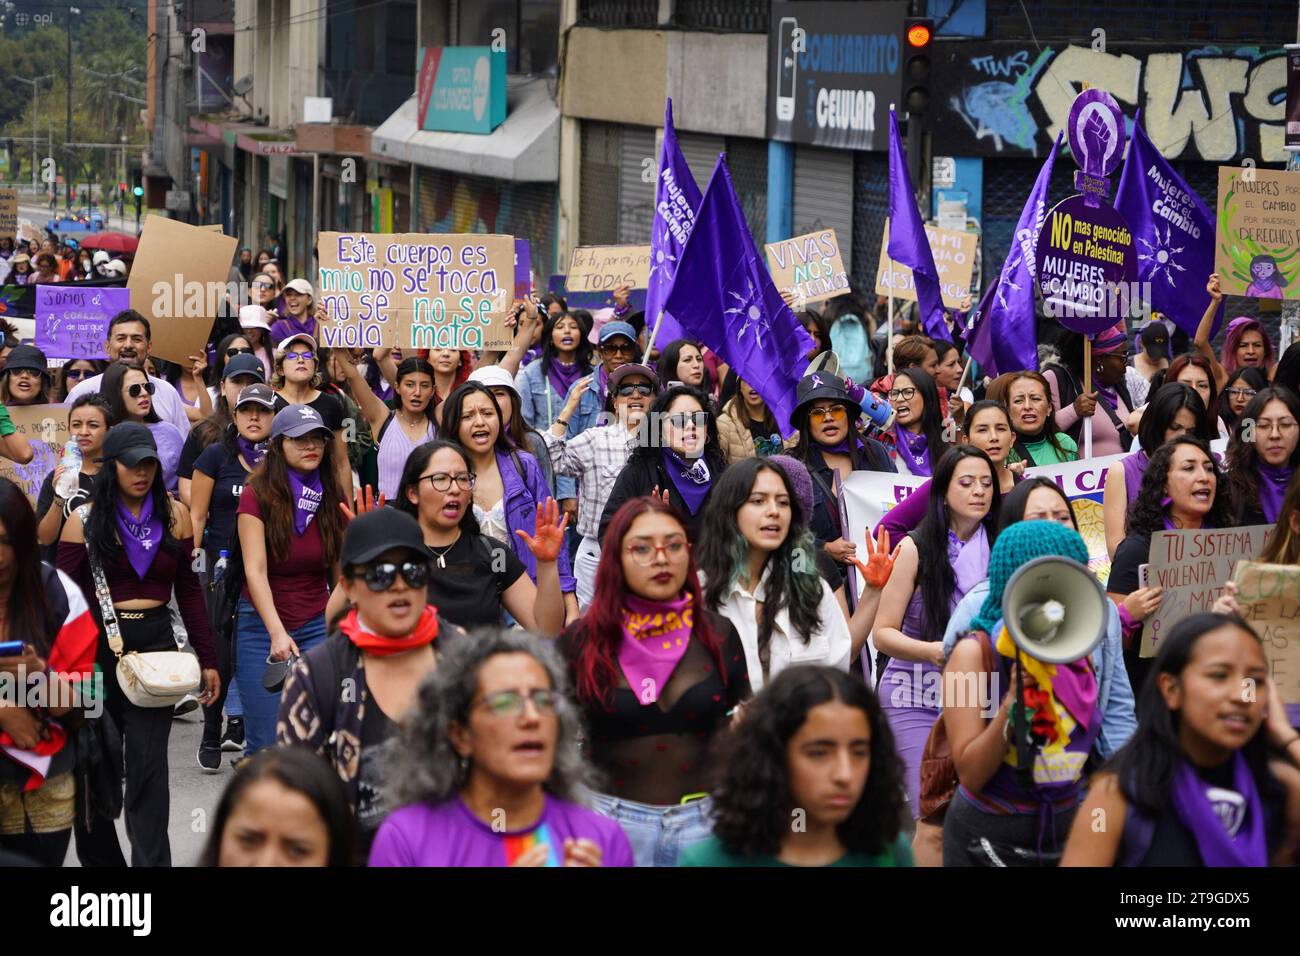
[556,496,750,867]
[1194,273,1277,392]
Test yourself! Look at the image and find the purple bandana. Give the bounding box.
[287,467,324,535]
[116,496,164,580]
[948,525,989,606]
[1169,753,1269,867]
[236,436,267,468]
[1256,463,1292,524]
[546,359,585,405]
[617,593,694,706]
[893,424,932,477]
[1096,384,1120,412]
[662,449,711,514]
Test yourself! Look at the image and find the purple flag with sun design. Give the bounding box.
[1114,112,1219,339]
[663,155,815,432]
[888,109,950,343]
[644,99,702,350]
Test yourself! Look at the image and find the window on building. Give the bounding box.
[457,0,559,75]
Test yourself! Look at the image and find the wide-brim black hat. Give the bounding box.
[789,371,862,430]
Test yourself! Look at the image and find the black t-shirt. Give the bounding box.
[1110,532,1152,694]
[273,391,344,431]
[193,442,253,561]
[356,695,398,854]
[177,429,206,482]
[425,533,527,630]
[35,470,97,563]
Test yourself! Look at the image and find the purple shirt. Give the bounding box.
[368,795,635,867]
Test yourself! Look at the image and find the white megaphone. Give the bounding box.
[1001,556,1107,665]
[802,350,896,432]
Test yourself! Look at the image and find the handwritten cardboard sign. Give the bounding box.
[0,404,68,505]
[0,189,17,239]
[316,232,514,351]
[36,286,129,359]
[127,215,239,364]
[765,229,849,304]
[875,219,978,310]
[566,245,651,292]
[1140,525,1272,657]
[1215,165,1300,301]
[1232,562,1300,711]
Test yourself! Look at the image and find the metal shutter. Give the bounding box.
[417,168,437,231]
[852,150,889,294]
[793,145,853,266]
[618,125,655,243]
[677,131,726,195]
[580,121,621,245]
[724,135,767,249]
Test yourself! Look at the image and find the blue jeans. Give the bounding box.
[589,793,714,868]
[234,597,326,754]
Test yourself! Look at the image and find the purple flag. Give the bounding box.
[663,156,816,432]
[966,132,1062,377]
[645,99,702,349]
[1114,113,1220,339]
[887,110,950,343]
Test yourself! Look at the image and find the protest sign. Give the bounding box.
[1139,525,1272,657]
[0,405,68,505]
[765,229,849,304]
[566,245,651,292]
[1232,562,1300,721]
[1034,194,1138,334]
[1214,165,1300,300]
[127,215,238,364]
[317,232,514,351]
[843,452,1126,587]
[514,238,531,301]
[0,189,16,239]
[36,286,129,359]
[875,220,977,310]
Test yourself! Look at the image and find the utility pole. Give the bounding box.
[65,6,80,211]
[13,75,52,193]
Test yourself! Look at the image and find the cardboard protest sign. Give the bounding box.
[842,452,1126,590]
[1140,525,1272,657]
[317,232,514,351]
[1215,166,1300,301]
[127,215,238,364]
[36,286,129,359]
[765,229,849,304]
[0,405,68,505]
[566,245,651,292]
[0,189,17,239]
[1232,562,1300,720]
[875,219,977,310]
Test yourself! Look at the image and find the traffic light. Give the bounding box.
[902,17,933,117]
[132,185,143,198]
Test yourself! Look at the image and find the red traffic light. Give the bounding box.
[907,23,932,47]
[119,182,126,191]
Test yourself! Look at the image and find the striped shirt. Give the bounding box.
[541,425,638,539]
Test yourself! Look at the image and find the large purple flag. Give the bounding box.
[664,156,816,432]
[644,99,702,349]
[1114,112,1219,339]
[887,110,950,343]
[965,132,1062,377]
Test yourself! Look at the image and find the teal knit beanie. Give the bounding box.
[967,520,1089,635]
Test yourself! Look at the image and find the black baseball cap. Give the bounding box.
[223,353,266,382]
[99,422,159,467]
[341,508,430,567]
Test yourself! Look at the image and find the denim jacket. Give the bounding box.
[515,360,602,501]
[497,448,576,594]
[940,581,1137,760]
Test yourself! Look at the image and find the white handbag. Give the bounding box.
[79,505,202,708]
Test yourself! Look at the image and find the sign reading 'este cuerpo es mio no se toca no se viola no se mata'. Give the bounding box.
[317,232,516,351]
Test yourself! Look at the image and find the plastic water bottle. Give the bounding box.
[55,439,81,499]
[213,550,229,586]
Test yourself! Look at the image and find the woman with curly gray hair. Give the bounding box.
[368,630,634,867]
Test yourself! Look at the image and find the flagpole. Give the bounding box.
[1083,337,1093,459]
[887,265,895,376]
[645,311,665,356]
[955,354,974,398]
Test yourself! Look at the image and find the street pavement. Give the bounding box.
[62,706,233,868]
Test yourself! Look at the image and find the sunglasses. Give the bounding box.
[285,350,315,363]
[617,384,653,398]
[808,405,847,421]
[225,346,254,358]
[475,688,559,718]
[600,340,635,355]
[666,411,708,429]
[127,382,156,398]
[352,560,430,592]
[64,367,93,380]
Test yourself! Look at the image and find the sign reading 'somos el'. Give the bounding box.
[416,46,506,134]
[766,1,907,151]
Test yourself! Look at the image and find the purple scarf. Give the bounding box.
[116,496,164,580]
[287,467,324,535]
[662,450,711,515]
[546,359,585,405]
[817,434,862,456]
[617,592,695,706]
[1096,383,1120,412]
[1256,463,1293,524]
[893,425,932,477]
[270,312,316,344]
[1169,753,1269,867]
[948,526,990,607]
[236,436,267,468]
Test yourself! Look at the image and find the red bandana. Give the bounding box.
[338,606,439,657]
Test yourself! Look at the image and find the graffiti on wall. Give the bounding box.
[420,170,556,279]
[934,43,1287,163]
